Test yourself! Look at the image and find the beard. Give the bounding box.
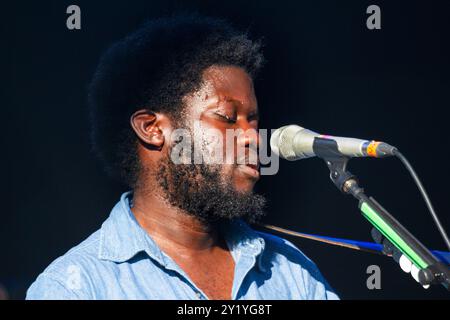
[156,156,267,225]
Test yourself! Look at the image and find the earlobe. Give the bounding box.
[130,109,165,149]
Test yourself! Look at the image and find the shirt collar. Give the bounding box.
[98,191,166,266]
[98,191,267,272]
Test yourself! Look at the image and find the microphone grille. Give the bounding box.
[270,125,304,160]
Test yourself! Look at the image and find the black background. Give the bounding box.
[1,0,450,299]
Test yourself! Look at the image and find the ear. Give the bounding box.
[130,109,164,150]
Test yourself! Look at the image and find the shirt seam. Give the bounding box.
[37,272,85,299]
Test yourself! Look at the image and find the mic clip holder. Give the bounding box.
[312,137,450,290]
[312,137,356,192]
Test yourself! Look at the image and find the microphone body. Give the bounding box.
[270,125,396,161]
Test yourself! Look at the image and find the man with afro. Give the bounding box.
[27,13,338,300]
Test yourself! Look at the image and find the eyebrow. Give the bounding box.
[222,96,258,112]
[212,96,242,106]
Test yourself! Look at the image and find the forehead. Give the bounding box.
[184,65,257,111]
[203,65,255,98]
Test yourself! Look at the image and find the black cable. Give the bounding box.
[393,149,450,251]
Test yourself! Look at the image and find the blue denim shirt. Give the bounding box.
[26,192,339,300]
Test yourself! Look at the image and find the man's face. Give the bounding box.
[184,65,260,193]
[156,65,266,223]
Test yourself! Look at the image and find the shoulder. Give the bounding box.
[26,230,104,300]
[256,230,340,300]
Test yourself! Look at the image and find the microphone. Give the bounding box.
[270,124,397,161]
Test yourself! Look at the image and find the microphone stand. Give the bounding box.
[313,137,450,290]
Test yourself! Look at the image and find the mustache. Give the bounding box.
[235,147,259,168]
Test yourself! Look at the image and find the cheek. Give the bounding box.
[195,126,232,165]
[204,132,228,163]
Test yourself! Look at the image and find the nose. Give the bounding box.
[237,123,259,149]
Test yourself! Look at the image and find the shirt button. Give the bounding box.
[196,292,202,299]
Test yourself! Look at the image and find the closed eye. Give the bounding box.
[248,113,259,122]
[215,112,237,124]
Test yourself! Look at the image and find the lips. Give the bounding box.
[236,156,260,179]
[236,154,259,169]
[245,163,259,171]
[238,164,260,179]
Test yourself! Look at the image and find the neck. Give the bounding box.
[131,185,222,254]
